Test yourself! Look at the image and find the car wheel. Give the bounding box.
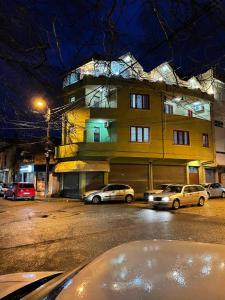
[172,199,180,209]
[12,194,17,201]
[92,195,101,204]
[198,197,205,206]
[222,192,225,199]
[125,194,133,203]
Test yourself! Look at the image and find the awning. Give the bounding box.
[54,160,109,173]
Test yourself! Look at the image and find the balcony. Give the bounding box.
[55,144,78,159]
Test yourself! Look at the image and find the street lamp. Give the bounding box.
[33,97,51,198]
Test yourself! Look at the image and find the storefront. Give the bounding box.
[19,164,34,183]
[54,160,109,198]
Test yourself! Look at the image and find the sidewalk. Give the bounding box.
[36,196,82,202]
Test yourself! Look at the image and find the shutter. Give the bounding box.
[153,165,186,188]
[86,172,104,191]
[109,164,149,194]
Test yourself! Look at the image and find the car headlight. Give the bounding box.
[148,195,154,201]
[162,196,169,202]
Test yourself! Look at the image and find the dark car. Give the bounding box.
[4,182,35,200]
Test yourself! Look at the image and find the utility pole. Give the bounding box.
[45,107,51,198]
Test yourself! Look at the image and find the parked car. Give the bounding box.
[143,183,173,200]
[83,184,134,204]
[203,183,225,198]
[148,184,208,209]
[2,240,225,299]
[0,183,8,196]
[4,182,35,200]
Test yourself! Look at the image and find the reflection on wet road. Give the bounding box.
[1,199,225,275]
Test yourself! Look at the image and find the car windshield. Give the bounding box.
[164,185,183,193]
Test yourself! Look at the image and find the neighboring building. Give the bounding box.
[0,142,59,196]
[55,53,215,198]
[197,70,225,184]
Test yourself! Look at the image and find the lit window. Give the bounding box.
[202,133,209,147]
[173,130,190,145]
[69,96,76,103]
[164,103,173,114]
[130,94,150,109]
[130,126,150,143]
[93,127,100,142]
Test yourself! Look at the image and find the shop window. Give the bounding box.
[130,94,150,109]
[173,130,190,145]
[202,133,209,147]
[130,126,149,143]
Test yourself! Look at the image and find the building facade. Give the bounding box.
[55,54,215,198]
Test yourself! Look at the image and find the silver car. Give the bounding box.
[83,184,134,204]
[204,183,225,198]
[148,184,208,209]
[143,184,172,200]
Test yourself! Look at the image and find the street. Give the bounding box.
[1,198,225,275]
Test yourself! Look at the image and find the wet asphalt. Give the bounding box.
[1,198,225,275]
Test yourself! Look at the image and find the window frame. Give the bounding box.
[173,130,190,145]
[130,126,150,143]
[202,133,209,147]
[130,93,150,110]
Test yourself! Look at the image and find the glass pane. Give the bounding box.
[143,128,149,142]
[131,127,136,141]
[143,95,149,109]
[173,131,178,144]
[94,127,100,142]
[184,132,189,144]
[137,95,142,108]
[178,131,183,144]
[130,94,136,108]
[137,127,143,142]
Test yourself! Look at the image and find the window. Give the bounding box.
[215,120,223,128]
[93,127,100,142]
[164,103,173,114]
[130,126,149,143]
[173,130,190,145]
[188,110,193,117]
[202,133,209,147]
[69,96,76,103]
[130,94,150,109]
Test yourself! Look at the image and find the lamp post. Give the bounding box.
[33,97,51,198]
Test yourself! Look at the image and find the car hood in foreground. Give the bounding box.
[0,271,61,299]
[56,240,225,300]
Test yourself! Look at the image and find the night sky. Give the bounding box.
[1,0,225,140]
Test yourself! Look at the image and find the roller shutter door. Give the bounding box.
[86,172,104,191]
[62,172,79,198]
[109,164,149,194]
[153,165,186,188]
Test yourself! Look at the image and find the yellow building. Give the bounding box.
[55,54,215,198]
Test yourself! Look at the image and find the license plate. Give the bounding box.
[24,192,30,195]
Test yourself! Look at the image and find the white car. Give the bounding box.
[143,184,172,200]
[83,184,134,204]
[203,183,225,198]
[148,184,208,209]
[3,240,225,299]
